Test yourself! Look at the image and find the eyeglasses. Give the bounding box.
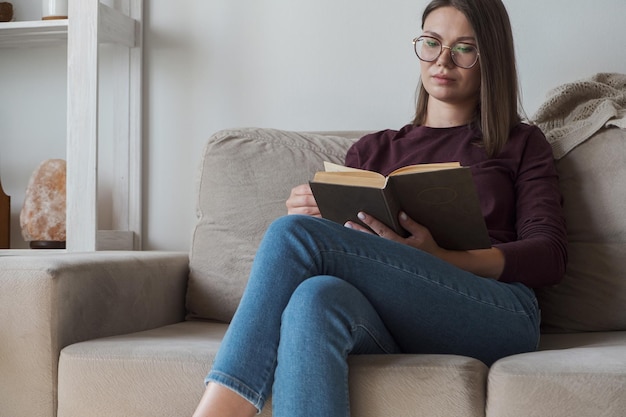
[412,36,480,69]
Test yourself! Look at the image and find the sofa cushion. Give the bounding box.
[486,331,626,417]
[57,321,488,417]
[57,321,229,417]
[186,128,361,322]
[536,128,626,332]
[349,354,488,417]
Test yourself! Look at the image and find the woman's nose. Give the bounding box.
[437,46,454,67]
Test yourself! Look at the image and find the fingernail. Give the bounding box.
[357,212,366,221]
[344,222,353,229]
[400,211,408,221]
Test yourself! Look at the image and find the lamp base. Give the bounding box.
[30,240,66,249]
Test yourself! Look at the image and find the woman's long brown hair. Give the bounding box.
[412,0,522,157]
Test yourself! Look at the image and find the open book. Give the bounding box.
[309,162,491,250]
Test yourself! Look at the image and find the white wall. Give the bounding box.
[143,0,626,251]
[1,0,625,250]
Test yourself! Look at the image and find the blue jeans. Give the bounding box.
[206,215,540,416]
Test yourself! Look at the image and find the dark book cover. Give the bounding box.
[310,167,491,250]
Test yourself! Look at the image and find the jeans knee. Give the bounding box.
[262,215,334,261]
[281,276,348,331]
[268,214,315,235]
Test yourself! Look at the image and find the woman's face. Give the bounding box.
[419,7,481,109]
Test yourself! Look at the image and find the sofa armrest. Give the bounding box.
[0,250,189,417]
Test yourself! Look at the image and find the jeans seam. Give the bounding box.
[352,323,398,354]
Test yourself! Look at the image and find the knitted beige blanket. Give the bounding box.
[532,73,626,159]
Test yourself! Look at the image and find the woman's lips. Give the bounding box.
[432,73,454,84]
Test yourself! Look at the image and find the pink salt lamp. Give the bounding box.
[20,159,66,249]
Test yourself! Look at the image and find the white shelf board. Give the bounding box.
[0,4,136,50]
[0,231,133,255]
[0,249,68,256]
[0,20,69,48]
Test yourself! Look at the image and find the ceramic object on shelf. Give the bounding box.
[42,0,67,20]
[0,178,9,249]
[0,2,13,22]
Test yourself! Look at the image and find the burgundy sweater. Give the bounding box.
[344,123,567,288]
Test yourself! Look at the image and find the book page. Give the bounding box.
[312,171,387,188]
[389,162,461,176]
[322,161,370,173]
[314,161,461,188]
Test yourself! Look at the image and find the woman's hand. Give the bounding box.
[286,184,321,217]
[345,211,505,279]
[345,211,442,255]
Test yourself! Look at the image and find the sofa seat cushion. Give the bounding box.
[57,321,227,417]
[348,354,488,417]
[486,331,626,417]
[57,321,488,417]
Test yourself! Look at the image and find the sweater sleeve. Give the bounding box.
[494,129,568,287]
[344,141,361,168]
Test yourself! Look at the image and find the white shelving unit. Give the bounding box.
[0,0,143,253]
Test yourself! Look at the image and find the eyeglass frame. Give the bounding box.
[412,35,480,69]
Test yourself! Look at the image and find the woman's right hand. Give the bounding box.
[286,184,321,217]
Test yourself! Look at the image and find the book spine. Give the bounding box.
[381,188,407,237]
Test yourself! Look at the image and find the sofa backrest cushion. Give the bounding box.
[186,128,360,322]
[537,127,626,332]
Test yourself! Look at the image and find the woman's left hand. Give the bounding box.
[345,211,443,256]
[346,211,505,280]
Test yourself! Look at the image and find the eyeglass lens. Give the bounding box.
[413,37,478,69]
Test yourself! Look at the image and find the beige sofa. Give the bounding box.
[1,116,626,415]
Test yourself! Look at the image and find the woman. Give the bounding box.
[193,0,568,416]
